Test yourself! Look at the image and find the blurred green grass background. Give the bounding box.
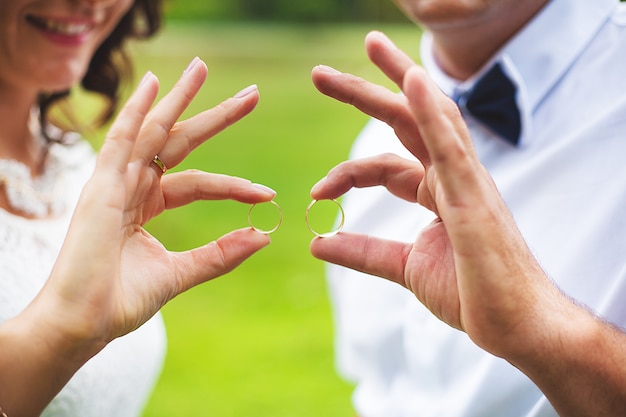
[123,22,419,417]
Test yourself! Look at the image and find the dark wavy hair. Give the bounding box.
[38,0,163,141]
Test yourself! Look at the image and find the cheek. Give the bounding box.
[110,0,135,28]
[94,0,135,49]
[0,14,19,75]
[32,54,91,92]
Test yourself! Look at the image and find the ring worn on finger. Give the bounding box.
[152,155,168,174]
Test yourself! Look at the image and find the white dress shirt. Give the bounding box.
[327,0,626,415]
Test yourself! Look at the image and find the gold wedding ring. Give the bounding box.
[152,155,168,174]
[305,199,345,238]
[248,200,283,234]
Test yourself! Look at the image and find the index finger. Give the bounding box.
[311,65,430,165]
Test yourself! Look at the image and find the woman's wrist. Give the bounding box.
[25,291,109,363]
[0,303,108,416]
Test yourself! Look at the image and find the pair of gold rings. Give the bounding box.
[152,155,343,237]
[248,199,345,237]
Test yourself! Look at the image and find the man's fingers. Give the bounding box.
[310,232,411,289]
[311,65,430,163]
[365,31,417,90]
[403,65,482,206]
[311,154,423,203]
[312,65,410,125]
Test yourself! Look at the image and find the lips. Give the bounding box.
[25,14,93,37]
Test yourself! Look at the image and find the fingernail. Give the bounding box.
[316,65,341,74]
[252,183,276,196]
[310,176,327,195]
[139,71,153,87]
[234,84,258,99]
[182,56,201,76]
[370,31,396,48]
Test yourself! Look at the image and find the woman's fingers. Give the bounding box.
[310,153,424,202]
[155,85,260,169]
[172,228,271,293]
[160,171,276,209]
[310,232,411,289]
[133,57,209,166]
[97,72,160,178]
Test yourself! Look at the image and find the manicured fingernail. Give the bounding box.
[234,84,258,99]
[252,183,276,196]
[139,71,154,87]
[182,56,201,76]
[316,65,341,74]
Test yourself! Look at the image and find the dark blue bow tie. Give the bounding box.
[458,63,521,146]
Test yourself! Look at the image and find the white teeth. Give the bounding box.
[42,19,91,36]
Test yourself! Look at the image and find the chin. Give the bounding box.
[37,67,87,94]
[40,81,77,95]
[405,1,493,28]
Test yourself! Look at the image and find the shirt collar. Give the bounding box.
[420,0,618,146]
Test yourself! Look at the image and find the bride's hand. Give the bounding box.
[55,58,275,342]
[0,58,275,417]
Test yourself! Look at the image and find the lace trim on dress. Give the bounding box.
[0,116,74,218]
[0,153,65,218]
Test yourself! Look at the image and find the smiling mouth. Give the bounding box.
[26,15,93,37]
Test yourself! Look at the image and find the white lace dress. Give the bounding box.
[0,139,166,417]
